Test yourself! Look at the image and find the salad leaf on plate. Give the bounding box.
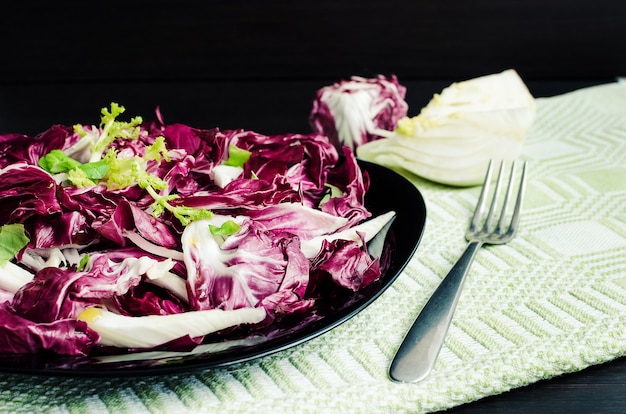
[0,103,395,356]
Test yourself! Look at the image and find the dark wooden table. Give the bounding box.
[447,356,626,413]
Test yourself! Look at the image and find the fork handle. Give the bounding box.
[389,240,482,383]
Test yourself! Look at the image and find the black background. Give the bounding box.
[1,0,624,136]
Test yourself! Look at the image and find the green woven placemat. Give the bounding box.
[1,81,626,414]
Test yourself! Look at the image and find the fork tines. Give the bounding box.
[470,159,527,240]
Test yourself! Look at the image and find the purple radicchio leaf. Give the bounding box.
[309,74,408,150]
[0,163,62,225]
[182,219,312,315]
[0,302,98,355]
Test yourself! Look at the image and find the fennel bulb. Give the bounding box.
[357,69,536,186]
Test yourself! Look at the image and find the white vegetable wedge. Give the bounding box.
[300,211,396,258]
[0,261,34,294]
[357,69,535,186]
[78,306,267,349]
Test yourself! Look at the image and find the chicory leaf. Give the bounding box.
[38,149,81,173]
[77,254,90,272]
[77,160,109,180]
[223,144,251,168]
[39,149,109,187]
[209,220,241,236]
[0,223,29,265]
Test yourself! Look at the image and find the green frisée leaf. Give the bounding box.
[74,102,144,163]
[93,103,143,158]
[144,185,213,226]
[0,224,30,265]
[66,168,98,188]
[103,150,167,191]
[144,136,171,162]
[170,205,214,227]
[223,145,251,168]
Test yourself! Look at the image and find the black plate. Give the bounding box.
[0,160,426,377]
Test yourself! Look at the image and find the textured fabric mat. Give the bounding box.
[1,81,626,413]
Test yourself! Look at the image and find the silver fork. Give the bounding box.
[389,159,528,383]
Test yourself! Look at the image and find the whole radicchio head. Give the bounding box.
[309,75,409,151]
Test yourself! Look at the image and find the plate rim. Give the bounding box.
[0,160,427,377]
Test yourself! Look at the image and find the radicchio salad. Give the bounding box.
[0,103,396,357]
